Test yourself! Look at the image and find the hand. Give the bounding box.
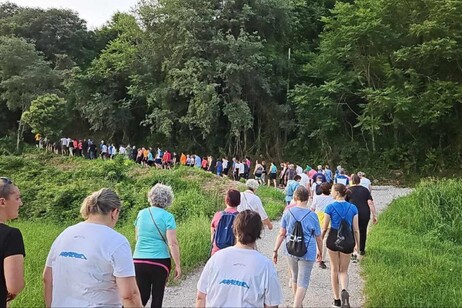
[272,251,278,264]
[316,253,322,262]
[372,216,378,224]
[268,222,273,230]
[174,266,181,280]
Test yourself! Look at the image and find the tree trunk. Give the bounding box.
[16,115,24,152]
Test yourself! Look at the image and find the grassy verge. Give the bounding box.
[1,152,284,307]
[362,179,462,307]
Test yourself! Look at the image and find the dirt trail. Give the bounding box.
[162,186,412,307]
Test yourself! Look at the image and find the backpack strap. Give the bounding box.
[288,209,311,222]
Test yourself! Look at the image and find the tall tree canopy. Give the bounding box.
[1,0,462,174]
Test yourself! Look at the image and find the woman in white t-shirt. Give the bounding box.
[310,182,334,269]
[43,189,141,307]
[196,210,283,308]
[238,179,273,230]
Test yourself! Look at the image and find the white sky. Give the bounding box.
[1,0,139,29]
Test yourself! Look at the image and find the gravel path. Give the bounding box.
[163,186,412,307]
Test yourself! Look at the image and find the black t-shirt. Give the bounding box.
[0,224,25,307]
[346,185,373,217]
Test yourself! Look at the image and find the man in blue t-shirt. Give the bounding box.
[334,169,349,186]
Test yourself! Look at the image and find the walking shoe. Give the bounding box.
[341,289,350,308]
[359,250,366,256]
[332,299,341,307]
[319,261,327,269]
[351,254,358,263]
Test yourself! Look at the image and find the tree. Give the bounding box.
[0,36,59,149]
[22,94,68,139]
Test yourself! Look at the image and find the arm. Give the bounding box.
[352,214,360,252]
[315,235,323,262]
[166,229,181,279]
[195,291,206,308]
[134,227,138,241]
[368,199,378,224]
[321,214,331,241]
[272,227,286,264]
[263,218,273,230]
[210,226,215,243]
[115,276,142,307]
[43,266,53,307]
[4,255,24,302]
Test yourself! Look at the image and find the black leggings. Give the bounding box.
[134,258,171,308]
[358,216,370,252]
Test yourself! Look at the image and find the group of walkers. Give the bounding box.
[203,173,376,308]
[3,139,378,307]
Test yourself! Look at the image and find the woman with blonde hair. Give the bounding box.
[321,184,359,308]
[133,183,181,308]
[43,188,141,307]
[0,177,25,307]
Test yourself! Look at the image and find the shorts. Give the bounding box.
[326,228,354,254]
[286,257,314,289]
[269,173,277,180]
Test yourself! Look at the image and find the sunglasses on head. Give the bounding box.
[0,177,13,185]
[0,177,13,197]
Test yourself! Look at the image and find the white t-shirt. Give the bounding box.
[360,177,372,190]
[311,194,334,212]
[101,144,108,153]
[296,165,303,175]
[299,173,310,188]
[119,146,126,155]
[60,138,68,146]
[45,222,135,307]
[222,159,228,169]
[239,163,245,174]
[238,191,268,221]
[197,247,283,307]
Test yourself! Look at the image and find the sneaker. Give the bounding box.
[319,261,327,269]
[359,250,366,256]
[351,254,358,263]
[341,289,350,308]
[332,299,341,307]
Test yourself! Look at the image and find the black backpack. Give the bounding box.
[286,210,314,257]
[333,205,355,253]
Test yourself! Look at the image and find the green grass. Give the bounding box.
[1,151,284,307]
[362,179,462,307]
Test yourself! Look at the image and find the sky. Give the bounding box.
[2,0,139,28]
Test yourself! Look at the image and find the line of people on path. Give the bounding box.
[1,165,376,307]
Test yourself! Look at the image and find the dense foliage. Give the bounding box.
[1,0,462,173]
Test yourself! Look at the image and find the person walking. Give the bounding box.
[273,186,323,308]
[321,184,359,308]
[210,189,240,256]
[238,179,273,230]
[310,182,334,269]
[268,162,278,188]
[0,177,25,307]
[43,188,141,307]
[133,184,181,308]
[346,174,377,256]
[196,210,283,307]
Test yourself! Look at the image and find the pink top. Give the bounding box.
[308,169,317,179]
[210,208,238,255]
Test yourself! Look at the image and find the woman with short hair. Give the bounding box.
[196,210,283,307]
[0,177,25,307]
[210,189,240,256]
[43,188,141,307]
[133,184,181,308]
[273,186,323,307]
[321,184,359,308]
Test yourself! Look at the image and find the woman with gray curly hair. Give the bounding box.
[133,183,181,308]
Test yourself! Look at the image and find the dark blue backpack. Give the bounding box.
[215,211,238,249]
